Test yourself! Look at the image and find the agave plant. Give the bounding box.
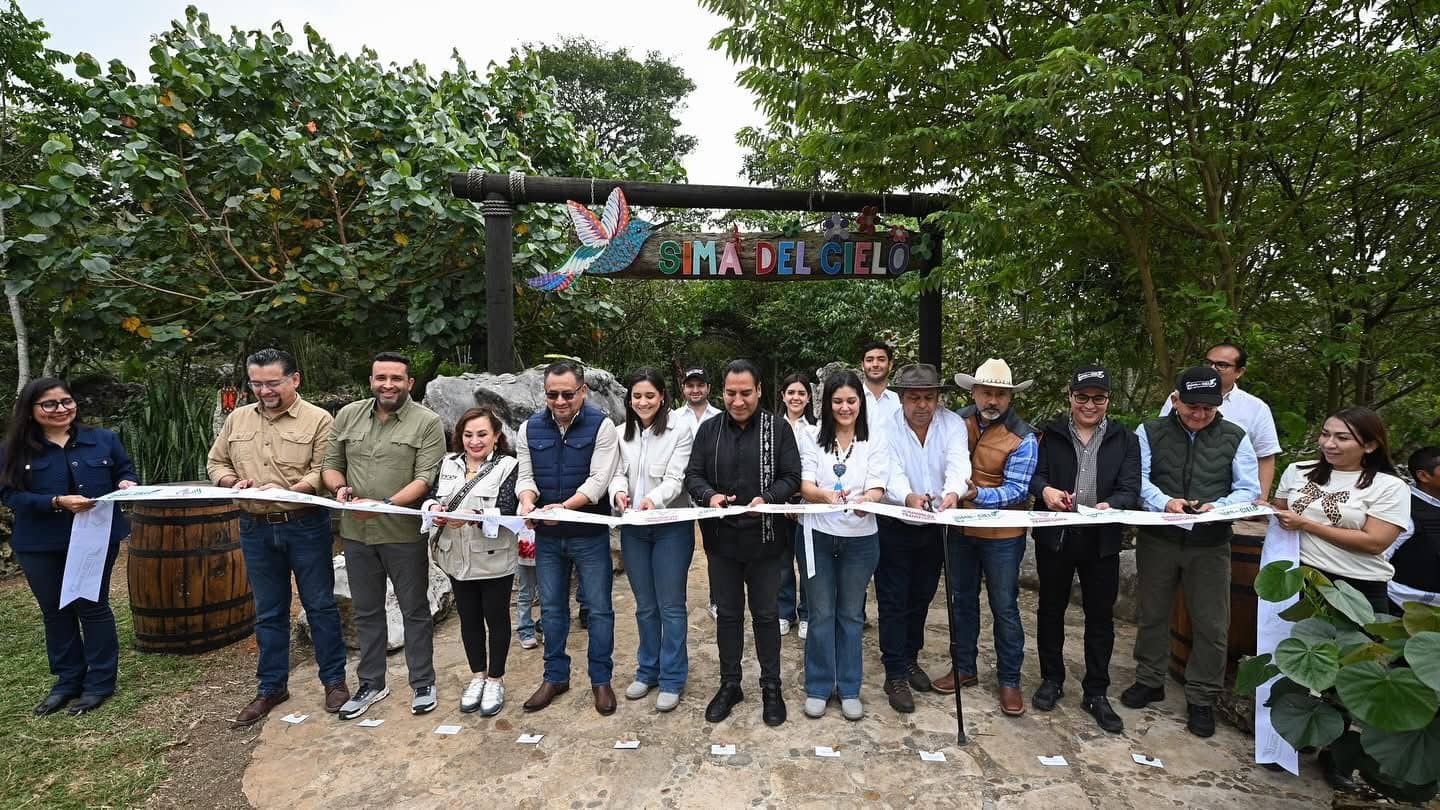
[118,375,215,485]
[1237,561,1440,802]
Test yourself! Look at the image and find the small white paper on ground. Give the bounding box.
[919,750,946,763]
[280,713,309,724]
[710,744,736,756]
[1038,755,1069,767]
[614,739,640,750]
[1132,753,1164,768]
[434,725,463,736]
[516,733,544,744]
[357,719,384,728]
[815,746,841,758]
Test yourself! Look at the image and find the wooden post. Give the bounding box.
[919,223,943,371]
[482,194,515,373]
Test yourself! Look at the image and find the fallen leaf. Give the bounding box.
[178,122,194,137]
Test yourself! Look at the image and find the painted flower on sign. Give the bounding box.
[822,214,850,242]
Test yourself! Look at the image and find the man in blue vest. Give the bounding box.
[516,360,621,716]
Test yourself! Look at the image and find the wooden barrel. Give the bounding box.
[126,496,254,654]
[1168,523,1264,682]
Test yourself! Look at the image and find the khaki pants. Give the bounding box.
[1133,536,1229,706]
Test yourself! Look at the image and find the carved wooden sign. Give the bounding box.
[622,231,927,281]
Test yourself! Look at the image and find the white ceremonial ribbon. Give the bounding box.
[1255,520,1301,775]
[59,502,115,608]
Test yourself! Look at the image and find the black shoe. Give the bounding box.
[1186,702,1215,738]
[578,607,589,630]
[907,662,933,693]
[1119,682,1165,709]
[34,692,76,717]
[761,684,786,727]
[1031,680,1063,712]
[67,693,109,716]
[884,679,915,713]
[1318,749,1358,791]
[1082,695,1124,733]
[705,683,744,723]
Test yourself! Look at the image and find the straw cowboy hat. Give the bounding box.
[889,363,954,391]
[953,358,1035,393]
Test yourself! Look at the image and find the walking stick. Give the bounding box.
[939,523,968,745]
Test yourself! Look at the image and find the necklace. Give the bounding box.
[831,437,855,484]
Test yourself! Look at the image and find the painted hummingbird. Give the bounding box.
[526,187,665,292]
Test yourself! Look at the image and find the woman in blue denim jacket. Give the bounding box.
[0,377,138,716]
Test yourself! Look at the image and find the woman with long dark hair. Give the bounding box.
[0,378,137,716]
[609,367,695,712]
[424,407,520,716]
[775,373,816,639]
[796,370,891,721]
[1274,407,1410,614]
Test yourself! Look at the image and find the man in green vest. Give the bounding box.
[1122,366,1259,738]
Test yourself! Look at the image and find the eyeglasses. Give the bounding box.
[248,379,291,390]
[37,397,77,413]
[1204,359,1236,371]
[544,388,581,401]
[1070,393,1109,405]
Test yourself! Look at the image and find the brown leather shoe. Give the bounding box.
[930,670,979,695]
[323,682,350,713]
[522,681,570,712]
[1000,685,1025,716]
[593,684,617,716]
[234,691,290,726]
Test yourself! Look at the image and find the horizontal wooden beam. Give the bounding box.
[449,172,951,216]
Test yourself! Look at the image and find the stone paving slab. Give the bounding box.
[243,537,1333,809]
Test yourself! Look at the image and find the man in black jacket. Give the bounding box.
[1388,446,1440,613]
[685,359,802,726]
[1028,366,1140,733]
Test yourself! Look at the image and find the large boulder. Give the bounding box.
[424,365,625,439]
[294,554,454,651]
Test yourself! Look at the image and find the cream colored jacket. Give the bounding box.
[423,452,520,580]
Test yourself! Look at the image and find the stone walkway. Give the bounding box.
[242,539,1332,809]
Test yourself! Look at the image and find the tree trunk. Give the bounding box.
[1114,206,1172,384]
[41,323,61,378]
[6,284,29,395]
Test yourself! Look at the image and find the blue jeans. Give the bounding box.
[536,533,614,685]
[621,521,694,693]
[796,529,879,699]
[874,518,945,680]
[777,521,808,623]
[947,532,1026,688]
[240,509,347,695]
[16,544,122,697]
[515,565,540,641]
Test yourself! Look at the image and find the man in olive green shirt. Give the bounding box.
[322,352,446,719]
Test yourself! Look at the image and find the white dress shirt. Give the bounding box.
[1160,384,1281,457]
[800,431,893,537]
[882,408,973,518]
[864,387,901,435]
[671,403,721,432]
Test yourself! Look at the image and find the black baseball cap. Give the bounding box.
[1176,366,1223,406]
[682,367,708,383]
[1070,365,1111,392]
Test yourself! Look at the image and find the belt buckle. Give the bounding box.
[265,511,289,525]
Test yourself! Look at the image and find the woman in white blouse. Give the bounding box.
[609,368,695,712]
[1274,407,1410,615]
[798,369,891,721]
[776,373,818,639]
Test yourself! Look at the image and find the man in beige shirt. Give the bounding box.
[207,348,349,726]
[322,351,446,719]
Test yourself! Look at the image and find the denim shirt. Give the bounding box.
[0,427,138,551]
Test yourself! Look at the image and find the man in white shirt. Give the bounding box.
[861,341,901,433]
[1159,342,1281,499]
[876,364,973,713]
[672,367,721,431]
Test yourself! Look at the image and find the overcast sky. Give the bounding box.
[22,0,765,185]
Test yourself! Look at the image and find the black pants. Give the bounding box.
[451,575,515,677]
[874,518,945,681]
[708,552,783,687]
[1035,540,1119,696]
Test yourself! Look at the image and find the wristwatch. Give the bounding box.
[382,498,393,505]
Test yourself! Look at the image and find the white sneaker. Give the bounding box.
[338,684,390,720]
[655,691,680,712]
[411,685,438,715]
[709,604,718,620]
[804,697,826,718]
[797,621,809,640]
[779,618,791,636]
[460,676,486,713]
[841,697,864,721]
[519,636,538,650]
[479,680,504,717]
[625,681,653,700]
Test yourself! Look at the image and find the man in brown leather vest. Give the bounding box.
[930,359,1038,717]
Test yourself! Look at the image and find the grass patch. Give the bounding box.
[0,583,203,810]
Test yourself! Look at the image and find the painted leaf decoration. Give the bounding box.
[600,187,630,240]
[567,200,610,247]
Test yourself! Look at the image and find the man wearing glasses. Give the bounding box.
[1159,342,1280,500]
[515,360,621,715]
[207,348,349,726]
[1027,366,1140,733]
